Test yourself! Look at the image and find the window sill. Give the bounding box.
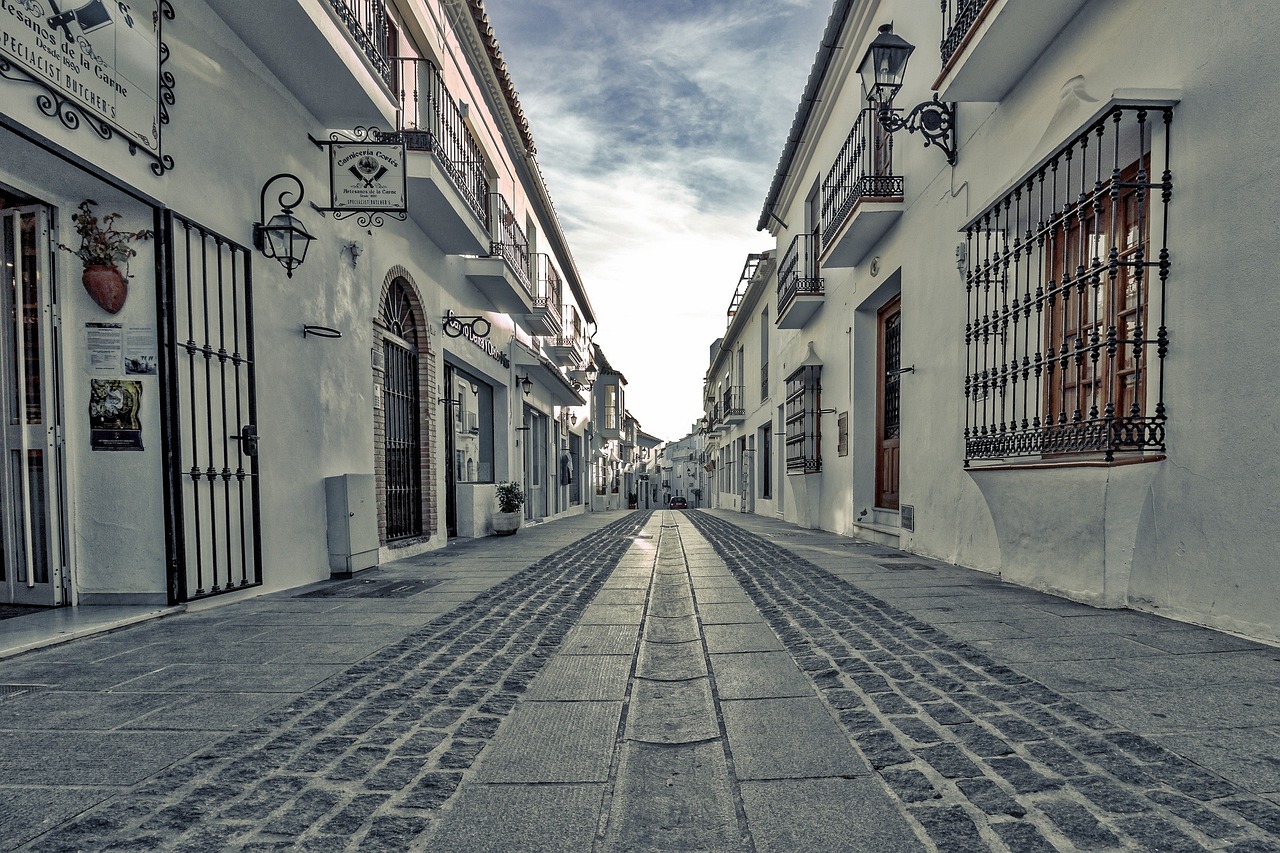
[966,453,1165,472]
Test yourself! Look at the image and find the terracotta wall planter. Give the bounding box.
[82,264,127,314]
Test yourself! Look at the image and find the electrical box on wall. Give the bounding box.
[324,474,380,577]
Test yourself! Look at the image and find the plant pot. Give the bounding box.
[492,510,521,536]
[82,264,127,314]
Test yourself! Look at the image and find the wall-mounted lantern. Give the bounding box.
[517,374,533,396]
[858,24,957,165]
[253,173,315,278]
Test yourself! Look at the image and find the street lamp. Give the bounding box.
[857,24,957,166]
[253,173,315,278]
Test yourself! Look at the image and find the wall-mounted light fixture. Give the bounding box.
[343,241,361,267]
[253,173,315,278]
[517,374,533,396]
[858,24,957,165]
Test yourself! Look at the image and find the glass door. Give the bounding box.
[1,206,65,606]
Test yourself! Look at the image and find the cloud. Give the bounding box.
[482,0,832,439]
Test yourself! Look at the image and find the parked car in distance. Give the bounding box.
[669,495,688,509]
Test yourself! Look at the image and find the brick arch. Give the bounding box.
[373,267,437,544]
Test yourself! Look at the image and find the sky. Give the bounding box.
[482,0,834,442]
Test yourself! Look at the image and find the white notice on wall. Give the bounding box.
[124,326,158,375]
[85,323,123,374]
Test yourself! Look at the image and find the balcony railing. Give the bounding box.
[822,109,904,242]
[940,0,989,68]
[778,232,823,319]
[721,386,745,423]
[389,57,490,230]
[490,194,532,295]
[533,254,564,334]
[328,0,391,86]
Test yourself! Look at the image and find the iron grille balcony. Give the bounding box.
[822,109,904,243]
[490,193,532,295]
[721,386,745,424]
[532,254,564,336]
[777,232,823,328]
[940,0,987,68]
[327,0,391,86]
[963,105,1173,464]
[390,57,490,230]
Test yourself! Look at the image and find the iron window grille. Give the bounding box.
[778,232,823,320]
[761,361,769,401]
[785,365,821,473]
[822,108,903,241]
[963,105,1173,464]
[382,281,422,541]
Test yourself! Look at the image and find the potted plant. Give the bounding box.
[492,480,525,535]
[58,199,153,314]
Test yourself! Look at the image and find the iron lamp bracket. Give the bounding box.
[877,95,957,166]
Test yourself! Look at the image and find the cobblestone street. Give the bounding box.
[2,509,1278,851]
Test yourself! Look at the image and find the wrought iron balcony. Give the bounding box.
[524,255,564,337]
[936,0,1090,101]
[328,0,391,85]
[387,56,490,250]
[547,310,587,367]
[721,386,745,425]
[463,193,534,315]
[821,109,904,268]
[776,232,824,329]
[204,0,397,127]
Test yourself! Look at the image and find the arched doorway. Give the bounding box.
[376,275,430,542]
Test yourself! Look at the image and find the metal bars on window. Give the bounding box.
[784,365,821,473]
[390,57,490,230]
[161,212,261,602]
[962,105,1172,464]
[822,108,903,241]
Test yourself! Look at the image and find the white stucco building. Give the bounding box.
[705,0,1280,644]
[0,0,603,609]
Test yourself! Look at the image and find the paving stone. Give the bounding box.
[1147,789,1251,839]
[627,677,719,744]
[990,820,1057,852]
[701,622,785,653]
[523,654,631,701]
[419,778,604,845]
[643,614,700,644]
[955,777,1025,817]
[985,756,1065,793]
[636,639,708,681]
[709,651,815,700]
[721,697,868,780]
[604,741,739,852]
[475,701,621,783]
[1115,813,1207,852]
[1038,799,1121,849]
[907,804,987,851]
[740,778,925,853]
[915,743,983,779]
[880,768,943,803]
[401,770,463,810]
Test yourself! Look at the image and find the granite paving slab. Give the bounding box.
[576,604,644,625]
[642,613,700,644]
[696,603,764,625]
[702,622,785,654]
[422,783,604,853]
[627,677,719,744]
[721,697,869,780]
[559,624,640,656]
[475,700,622,782]
[709,651,815,700]
[603,740,741,853]
[635,639,708,681]
[740,778,926,853]
[523,654,632,701]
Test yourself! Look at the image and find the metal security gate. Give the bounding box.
[160,211,262,603]
[383,336,421,539]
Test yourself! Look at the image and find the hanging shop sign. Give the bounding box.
[0,0,175,174]
[309,127,406,227]
[444,309,510,368]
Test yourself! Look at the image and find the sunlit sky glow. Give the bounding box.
[484,0,833,441]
